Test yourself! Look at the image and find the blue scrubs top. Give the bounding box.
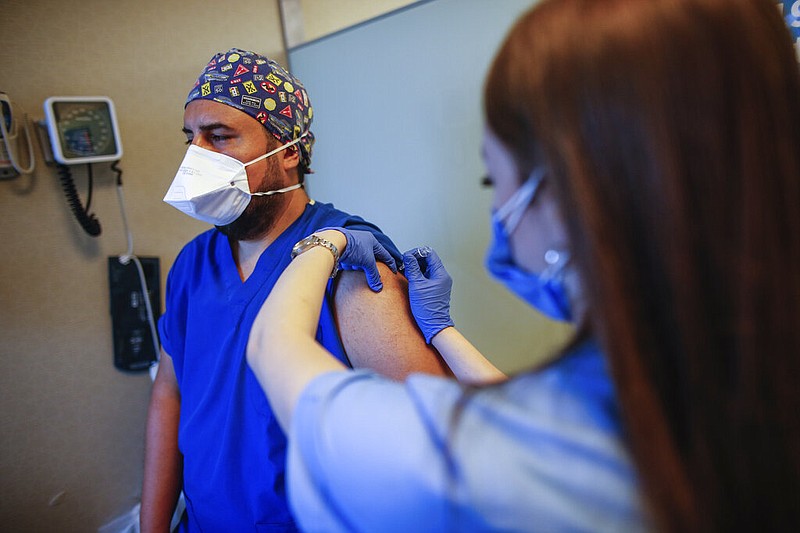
[158,201,400,532]
[288,340,648,532]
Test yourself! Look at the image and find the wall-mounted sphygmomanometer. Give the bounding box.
[42,96,124,237]
[43,96,123,165]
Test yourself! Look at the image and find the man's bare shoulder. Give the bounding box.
[333,263,451,380]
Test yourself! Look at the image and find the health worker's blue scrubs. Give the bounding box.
[289,340,649,532]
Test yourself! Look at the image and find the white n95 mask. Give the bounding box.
[163,134,306,226]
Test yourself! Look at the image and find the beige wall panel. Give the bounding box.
[0,0,285,531]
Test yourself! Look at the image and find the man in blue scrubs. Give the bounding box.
[139,48,449,532]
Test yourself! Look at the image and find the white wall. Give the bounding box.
[300,0,418,41]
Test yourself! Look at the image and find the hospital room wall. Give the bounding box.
[300,0,416,41]
[0,0,372,530]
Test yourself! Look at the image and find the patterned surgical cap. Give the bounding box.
[186,48,314,171]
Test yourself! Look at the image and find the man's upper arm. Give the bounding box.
[153,350,180,394]
[333,263,452,380]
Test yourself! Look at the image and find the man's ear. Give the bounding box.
[281,145,301,171]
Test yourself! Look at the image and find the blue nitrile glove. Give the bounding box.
[402,247,455,343]
[319,227,397,291]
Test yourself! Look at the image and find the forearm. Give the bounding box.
[247,230,347,432]
[431,327,506,384]
[141,354,183,533]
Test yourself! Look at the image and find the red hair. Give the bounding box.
[486,0,800,529]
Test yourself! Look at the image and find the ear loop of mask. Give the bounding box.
[250,182,303,197]
[496,166,572,280]
[237,131,309,196]
[495,167,546,235]
[244,130,308,168]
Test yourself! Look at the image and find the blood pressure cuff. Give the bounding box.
[186,48,314,170]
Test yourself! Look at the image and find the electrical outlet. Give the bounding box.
[108,256,161,371]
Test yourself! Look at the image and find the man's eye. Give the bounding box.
[211,135,230,143]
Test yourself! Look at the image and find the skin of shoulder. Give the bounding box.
[333,262,452,380]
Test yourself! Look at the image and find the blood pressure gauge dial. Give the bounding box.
[44,96,123,165]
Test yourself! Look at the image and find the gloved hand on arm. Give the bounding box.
[402,247,455,344]
[318,227,397,291]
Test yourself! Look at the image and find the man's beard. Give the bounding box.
[215,156,294,241]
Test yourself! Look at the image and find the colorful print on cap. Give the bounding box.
[186,48,315,171]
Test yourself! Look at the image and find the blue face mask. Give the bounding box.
[485,168,573,322]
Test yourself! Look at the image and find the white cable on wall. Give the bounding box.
[115,181,161,382]
[0,98,36,174]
